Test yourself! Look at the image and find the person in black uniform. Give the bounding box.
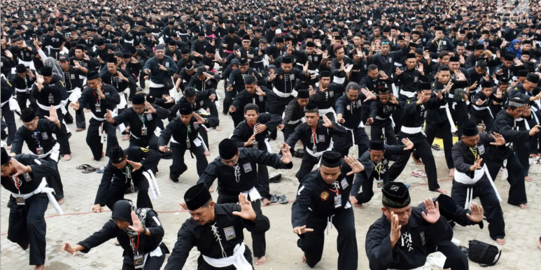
[451,121,508,244]
[285,103,346,182]
[71,71,120,161]
[350,139,413,207]
[165,183,270,269]
[58,55,87,129]
[291,151,365,270]
[279,89,310,155]
[158,102,209,182]
[10,107,67,201]
[32,66,68,125]
[101,57,137,131]
[367,82,400,145]
[1,148,62,270]
[197,139,293,265]
[62,200,169,270]
[228,75,268,127]
[334,82,374,157]
[365,182,454,270]
[388,82,447,194]
[308,71,340,121]
[1,73,18,147]
[105,95,169,152]
[470,81,502,132]
[10,64,37,112]
[265,56,308,115]
[91,145,160,213]
[231,104,282,205]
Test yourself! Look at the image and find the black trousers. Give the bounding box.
[283,123,300,153]
[44,155,64,200]
[204,100,220,128]
[427,241,469,270]
[231,111,244,128]
[149,86,170,98]
[485,155,527,206]
[296,153,320,183]
[297,208,358,270]
[8,193,48,266]
[355,174,390,204]
[423,121,454,169]
[451,178,505,240]
[64,101,86,128]
[370,122,398,145]
[105,175,153,210]
[16,92,37,112]
[514,120,530,176]
[87,119,119,161]
[218,193,266,258]
[392,100,406,135]
[223,89,237,114]
[122,254,165,270]
[450,101,469,138]
[360,102,371,124]
[470,110,494,133]
[36,107,72,155]
[2,103,17,145]
[170,143,208,181]
[130,134,159,152]
[389,138,440,191]
[254,141,271,200]
[196,248,254,270]
[334,127,369,158]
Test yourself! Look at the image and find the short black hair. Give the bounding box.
[367,64,378,72]
[346,82,362,92]
[184,87,196,98]
[244,104,260,113]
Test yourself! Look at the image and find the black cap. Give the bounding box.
[474,44,484,50]
[111,200,133,224]
[146,95,155,104]
[109,146,126,164]
[16,64,27,73]
[526,73,540,84]
[196,67,206,76]
[41,66,53,76]
[518,69,528,77]
[179,102,193,115]
[95,39,105,46]
[228,27,236,33]
[239,58,249,66]
[21,108,36,122]
[297,89,310,99]
[369,140,385,151]
[476,61,487,69]
[184,183,212,211]
[321,151,342,167]
[155,45,165,51]
[406,53,416,59]
[419,82,431,90]
[435,194,457,221]
[282,56,292,64]
[504,54,514,61]
[132,95,145,105]
[244,75,256,84]
[58,55,69,62]
[87,71,100,80]
[382,182,411,208]
[219,139,238,159]
[319,71,331,78]
[1,147,11,165]
[449,56,459,62]
[462,122,478,137]
[481,81,493,88]
[304,102,319,112]
[242,34,250,40]
[306,41,315,47]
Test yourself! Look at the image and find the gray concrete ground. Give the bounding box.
[2,81,541,270]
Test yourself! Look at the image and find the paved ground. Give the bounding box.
[2,81,541,270]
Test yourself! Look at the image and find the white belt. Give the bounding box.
[272,87,297,98]
[448,93,454,98]
[68,87,82,103]
[142,170,161,200]
[253,60,263,64]
[288,119,301,125]
[461,165,501,209]
[37,142,60,162]
[454,168,485,185]
[202,243,251,270]
[15,87,30,93]
[340,125,358,146]
[308,69,318,75]
[37,101,67,115]
[306,141,334,158]
[401,126,422,134]
[11,179,63,215]
[400,90,416,98]
[149,81,165,88]
[375,116,388,120]
[318,107,336,116]
[90,112,106,121]
[472,105,488,111]
[242,186,262,202]
[439,103,457,133]
[117,92,127,109]
[333,76,345,84]
[4,97,21,113]
[170,137,180,144]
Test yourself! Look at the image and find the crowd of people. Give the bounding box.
[1,0,541,269]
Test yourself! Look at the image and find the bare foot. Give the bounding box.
[84,109,91,113]
[204,150,210,156]
[530,154,538,158]
[520,203,528,209]
[525,176,533,182]
[411,154,424,165]
[209,186,214,193]
[62,154,72,162]
[302,254,306,263]
[354,203,363,209]
[262,198,271,206]
[215,126,222,131]
[537,237,541,250]
[448,168,454,177]
[256,255,267,265]
[76,128,85,132]
[434,188,447,194]
[34,265,45,270]
[122,134,130,141]
[57,198,64,205]
[496,238,506,245]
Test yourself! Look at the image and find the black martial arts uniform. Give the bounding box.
[76,83,120,161]
[197,148,293,258]
[285,119,347,182]
[470,90,502,133]
[94,146,161,210]
[112,105,169,152]
[265,68,307,115]
[164,203,270,270]
[292,159,359,270]
[369,98,400,145]
[77,208,169,270]
[61,65,87,128]
[282,98,306,154]
[10,119,68,199]
[230,87,269,127]
[334,94,370,157]
[365,208,453,270]
[1,75,17,146]
[2,154,57,266]
[158,116,209,180]
[231,113,281,200]
[451,133,506,240]
[388,97,441,191]
[10,72,37,112]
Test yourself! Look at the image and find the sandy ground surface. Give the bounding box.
[2,81,541,270]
